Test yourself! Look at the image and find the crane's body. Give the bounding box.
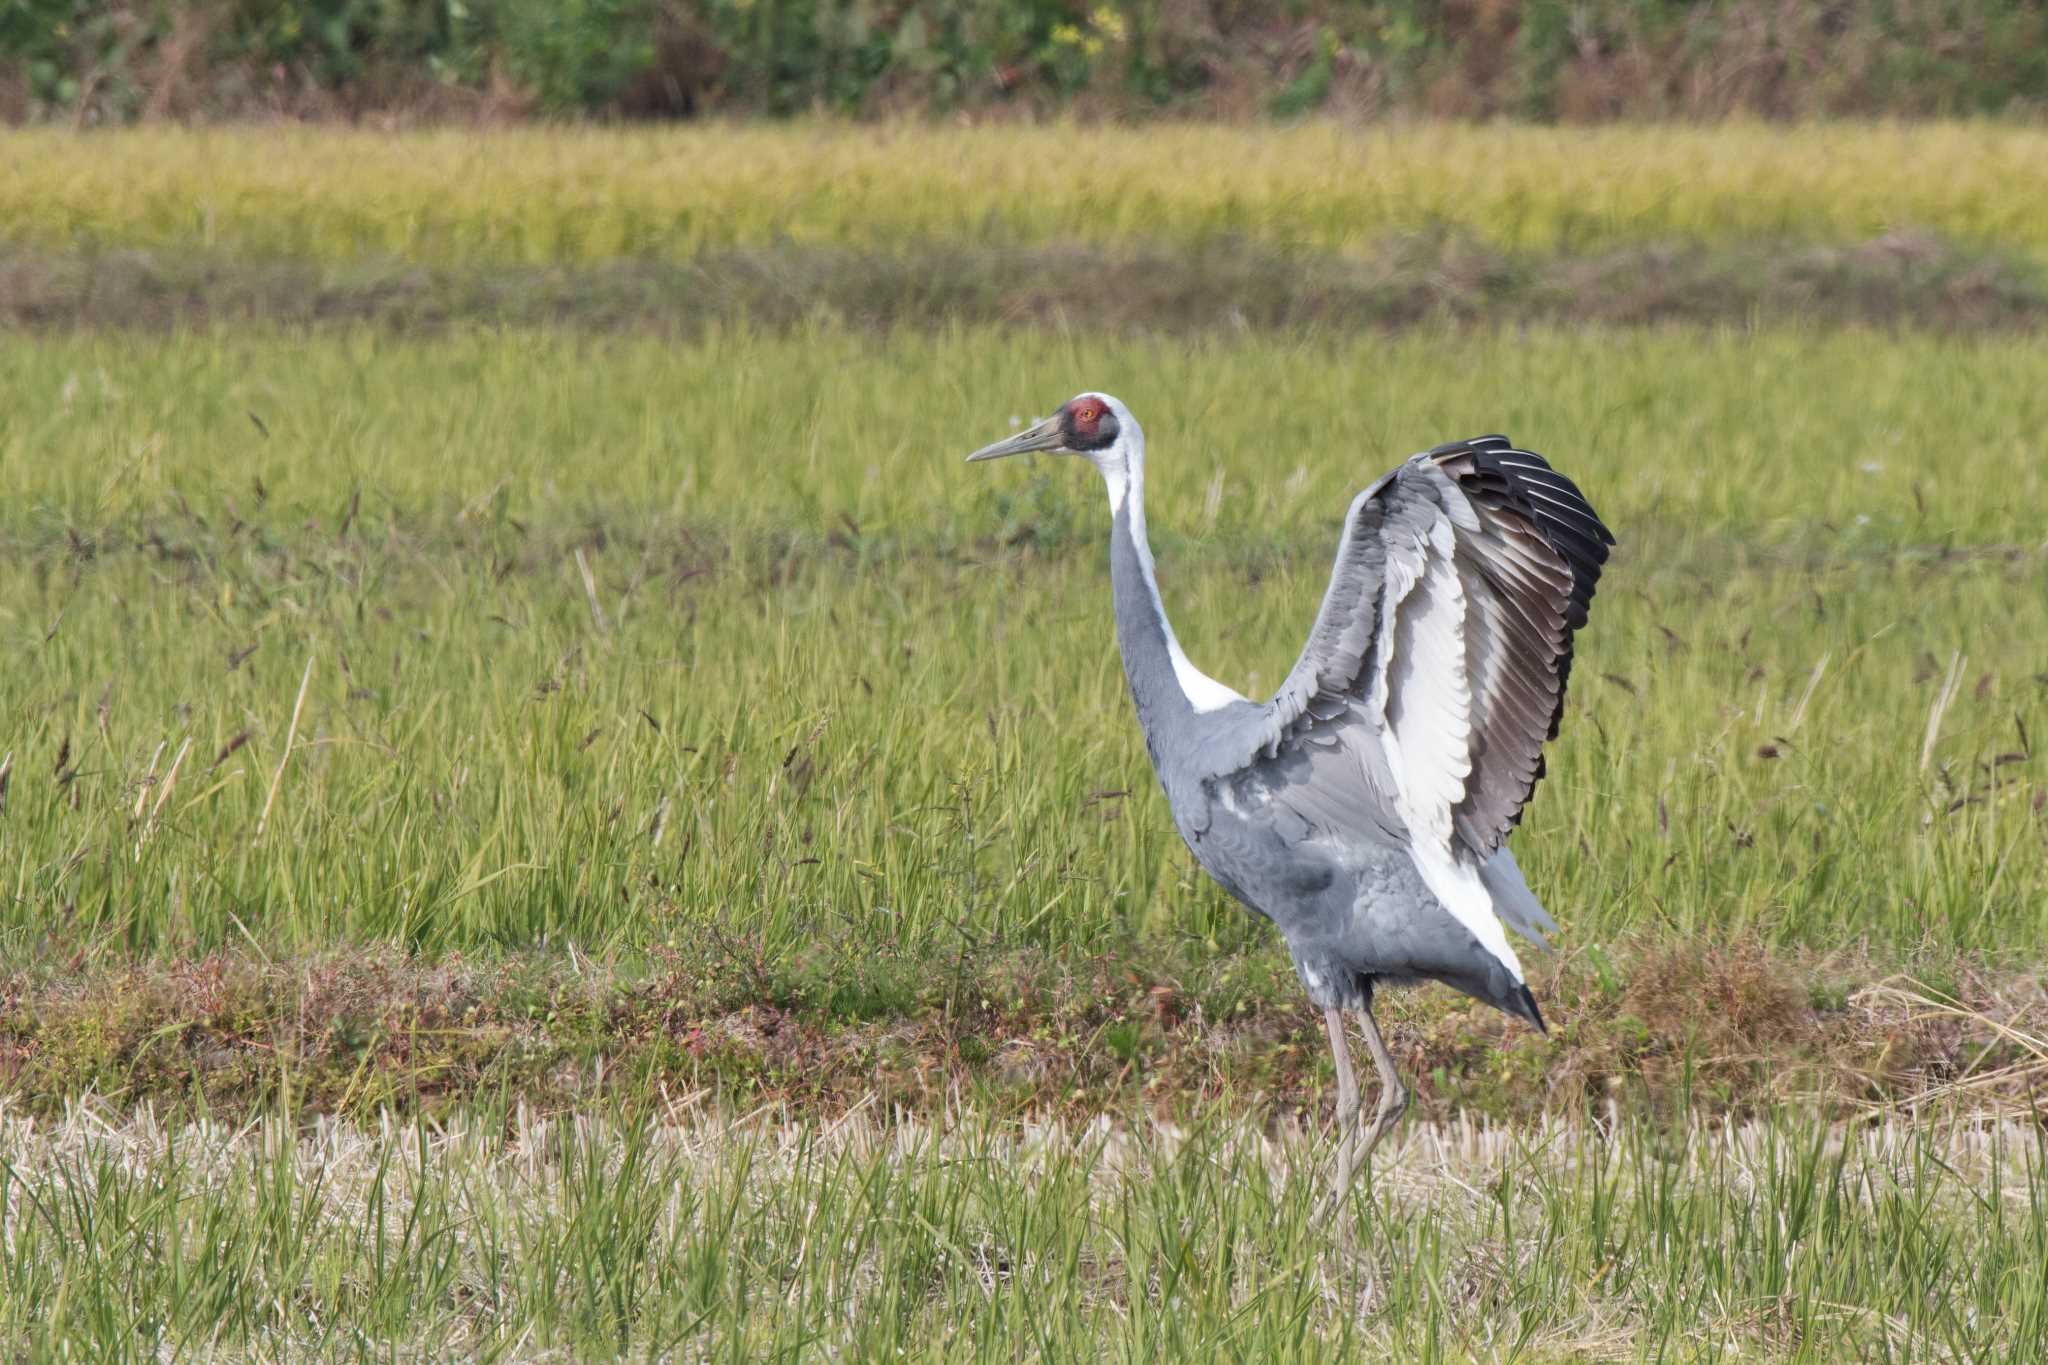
[967,392,1612,1201]
[1096,456,1550,1027]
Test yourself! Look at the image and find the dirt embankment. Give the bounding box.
[5,938,2043,1128]
[7,235,2046,335]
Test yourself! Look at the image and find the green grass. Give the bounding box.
[2,1101,2043,1360]
[8,123,2048,263]
[4,325,2044,969]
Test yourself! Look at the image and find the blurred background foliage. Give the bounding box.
[4,0,2047,124]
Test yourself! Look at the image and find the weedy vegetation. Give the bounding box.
[3,124,2047,1358]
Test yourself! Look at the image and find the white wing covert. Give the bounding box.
[1229,436,1614,979]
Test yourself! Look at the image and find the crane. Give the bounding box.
[966,392,1613,1205]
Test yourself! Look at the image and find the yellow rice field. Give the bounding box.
[9,121,2047,263]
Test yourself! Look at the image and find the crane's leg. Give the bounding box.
[1321,1002,1410,1212]
[1321,1005,1363,1209]
[1350,1001,1410,1169]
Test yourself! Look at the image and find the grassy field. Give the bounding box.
[7,326,2045,966]
[5,123,2048,1358]
[6,124,2048,263]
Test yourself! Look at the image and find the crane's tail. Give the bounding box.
[1405,842,1556,1007]
[1390,843,1554,1030]
[1408,843,1528,986]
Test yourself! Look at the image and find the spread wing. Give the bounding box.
[1220,435,1613,974]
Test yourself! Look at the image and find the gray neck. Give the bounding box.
[1110,497,1196,750]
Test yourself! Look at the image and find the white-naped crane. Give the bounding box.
[966,393,1613,1203]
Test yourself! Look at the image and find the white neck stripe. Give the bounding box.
[1097,402,1245,715]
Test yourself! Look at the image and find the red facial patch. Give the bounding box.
[1067,398,1104,434]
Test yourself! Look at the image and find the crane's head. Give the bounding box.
[964,392,1135,471]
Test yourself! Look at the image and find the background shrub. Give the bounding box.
[3,0,2047,123]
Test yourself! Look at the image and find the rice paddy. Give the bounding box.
[4,1102,2044,1360]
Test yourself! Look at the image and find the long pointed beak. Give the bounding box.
[965,414,1065,463]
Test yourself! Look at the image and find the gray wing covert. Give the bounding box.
[1208,436,1614,864]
